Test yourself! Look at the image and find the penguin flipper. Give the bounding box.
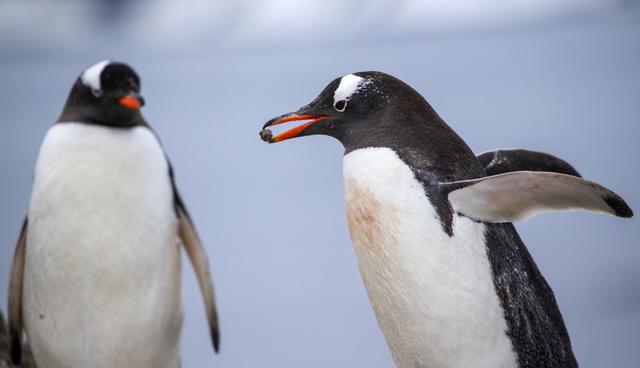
[477,149,581,177]
[176,194,220,353]
[8,217,27,365]
[442,171,633,223]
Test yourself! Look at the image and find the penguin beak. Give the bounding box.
[119,93,145,110]
[260,113,328,143]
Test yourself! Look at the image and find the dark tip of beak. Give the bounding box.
[138,95,145,107]
[259,128,274,143]
[260,112,296,143]
[259,111,329,143]
[262,113,292,130]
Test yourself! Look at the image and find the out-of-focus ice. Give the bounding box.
[0,0,625,46]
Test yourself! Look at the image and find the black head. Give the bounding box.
[261,71,457,152]
[57,60,146,127]
[261,71,482,181]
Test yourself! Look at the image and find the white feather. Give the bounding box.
[333,74,364,104]
[81,60,110,92]
[24,123,182,368]
[343,147,517,368]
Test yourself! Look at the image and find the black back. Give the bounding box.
[486,224,578,368]
[478,149,582,177]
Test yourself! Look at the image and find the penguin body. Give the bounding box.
[344,147,516,368]
[261,71,632,368]
[8,60,219,368]
[24,123,181,368]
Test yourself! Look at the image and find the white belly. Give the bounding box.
[343,147,517,368]
[24,123,182,368]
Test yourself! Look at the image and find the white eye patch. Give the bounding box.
[333,74,364,106]
[81,60,111,94]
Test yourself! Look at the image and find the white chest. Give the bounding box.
[28,123,177,260]
[24,123,181,368]
[343,147,517,368]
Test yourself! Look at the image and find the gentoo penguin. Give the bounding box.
[260,72,633,368]
[8,60,220,368]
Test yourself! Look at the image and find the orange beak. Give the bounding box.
[260,114,328,143]
[119,94,144,109]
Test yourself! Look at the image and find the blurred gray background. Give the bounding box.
[0,0,639,367]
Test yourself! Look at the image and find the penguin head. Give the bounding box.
[261,71,437,150]
[58,60,146,127]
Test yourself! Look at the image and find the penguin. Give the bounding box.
[7,60,220,368]
[260,71,633,368]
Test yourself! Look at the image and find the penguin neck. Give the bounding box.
[341,112,484,183]
[57,102,147,128]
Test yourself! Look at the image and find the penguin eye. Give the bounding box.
[334,99,347,112]
[91,88,103,98]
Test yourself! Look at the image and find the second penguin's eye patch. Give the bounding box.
[334,100,347,112]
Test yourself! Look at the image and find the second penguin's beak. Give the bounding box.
[119,93,145,110]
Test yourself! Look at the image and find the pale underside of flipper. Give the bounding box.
[176,194,221,353]
[443,171,633,223]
